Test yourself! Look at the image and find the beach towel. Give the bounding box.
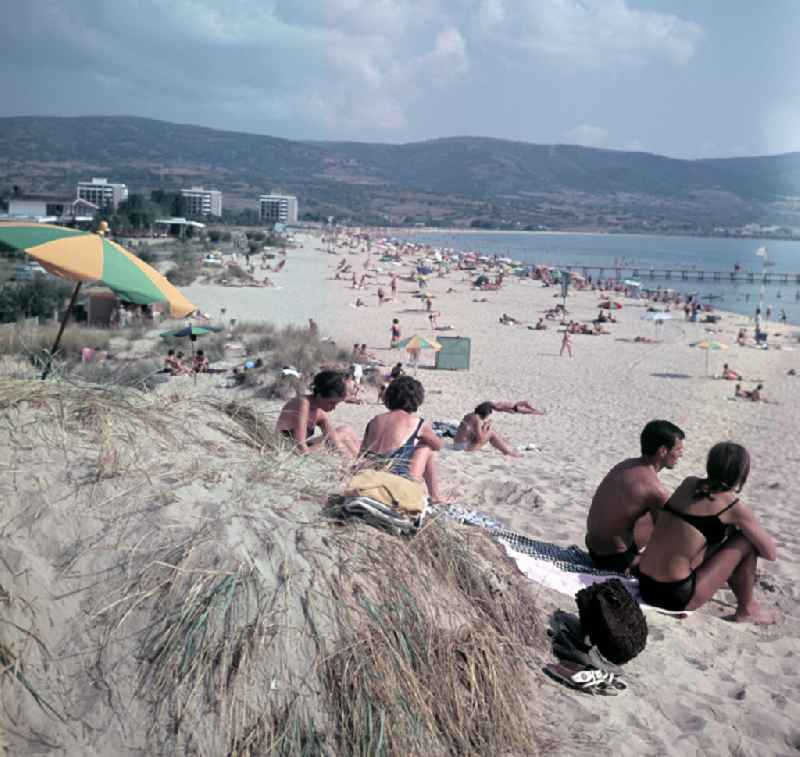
[339,496,424,535]
[432,420,459,439]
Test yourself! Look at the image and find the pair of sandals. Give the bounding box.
[544,613,628,696]
[544,660,628,696]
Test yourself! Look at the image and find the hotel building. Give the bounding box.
[259,193,298,225]
[181,187,222,217]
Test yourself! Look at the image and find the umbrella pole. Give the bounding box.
[42,281,81,380]
[191,334,197,385]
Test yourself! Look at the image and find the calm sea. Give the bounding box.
[397,231,800,326]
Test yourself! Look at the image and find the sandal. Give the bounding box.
[544,663,628,695]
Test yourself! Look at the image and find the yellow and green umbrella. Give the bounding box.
[395,335,442,351]
[691,339,728,375]
[0,222,194,315]
[0,222,196,378]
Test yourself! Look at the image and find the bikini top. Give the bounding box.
[662,497,739,546]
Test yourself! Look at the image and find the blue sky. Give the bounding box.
[1,1,798,158]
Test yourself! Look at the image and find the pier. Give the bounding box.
[561,264,800,285]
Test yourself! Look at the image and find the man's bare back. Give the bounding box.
[585,420,685,571]
[586,458,670,555]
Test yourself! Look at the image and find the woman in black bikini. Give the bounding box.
[638,442,777,624]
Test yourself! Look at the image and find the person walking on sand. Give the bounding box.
[390,318,401,348]
[560,330,573,357]
[275,370,361,458]
[585,420,685,573]
[637,442,776,623]
[453,402,522,457]
[359,376,453,504]
[391,275,398,297]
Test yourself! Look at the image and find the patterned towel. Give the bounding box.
[493,530,623,576]
[437,504,622,576]
[341,496,423,535]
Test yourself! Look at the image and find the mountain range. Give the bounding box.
[2,115,800,234]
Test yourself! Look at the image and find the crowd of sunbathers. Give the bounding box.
[276,375,778,624]
[163,349,208,375]
[275,369,547,503]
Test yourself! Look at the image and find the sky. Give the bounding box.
[1,0,799,159]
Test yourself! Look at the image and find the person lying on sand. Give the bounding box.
[720,363,742,381]
[453,402,521,457]
[359,376,452,504]
[638,442,777,623]
[585,420,685,573]
[275,370,360,457]
[491,401,545,415]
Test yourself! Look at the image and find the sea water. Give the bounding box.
[398,231,800,326]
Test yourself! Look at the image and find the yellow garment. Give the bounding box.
[346,469,427,514]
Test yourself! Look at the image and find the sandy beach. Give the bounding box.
[180,232,800,755]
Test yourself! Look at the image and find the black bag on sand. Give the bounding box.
[575,579,647,664]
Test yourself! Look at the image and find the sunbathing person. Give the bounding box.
[453,402,521,457]
[275,370,361,457]
[192,349,209,373]
[637,442,776,623]
[721,363,742,381]
[359,376,451,504]
[491,400,545,415]
[165,349,189,375]
[585,420,685,573]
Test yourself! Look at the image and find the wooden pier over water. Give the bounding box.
[561,264,800,285]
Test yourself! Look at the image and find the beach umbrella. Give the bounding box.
[691,339,728,376]
[599,301,623,310]
[641,311,672,321]
[623,279,641,288]
[395,335,442,352]
[160,324,222,383]
[0,222,196,378]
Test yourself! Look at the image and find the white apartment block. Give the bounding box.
[181,186,222,217]
[76,177,128,210]
[259,193,298,225]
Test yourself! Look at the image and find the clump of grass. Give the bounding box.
[0,322,113,366]
[0,378,549,756]
[69,358,163,391]
[322,521,543,756]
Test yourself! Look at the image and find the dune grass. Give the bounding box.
[0,379,549,755]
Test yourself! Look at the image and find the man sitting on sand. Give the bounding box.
[585,419,685,573]
[453,402,522,457]
[359,376,452,504]
[275,370,361,457]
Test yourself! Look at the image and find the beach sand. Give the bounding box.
[178,232,800,755]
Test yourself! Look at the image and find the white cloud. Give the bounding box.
[562,125,609,148]
[475,0,703,68]
[0,0,704,141]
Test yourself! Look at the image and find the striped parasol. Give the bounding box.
[0,222,196,377]
[691,339,728,375]
[0,222,195,316]
[395,335,442,351]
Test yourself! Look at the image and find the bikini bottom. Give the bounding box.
[638,571,696,612]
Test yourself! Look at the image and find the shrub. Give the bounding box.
[0,278,72,323]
